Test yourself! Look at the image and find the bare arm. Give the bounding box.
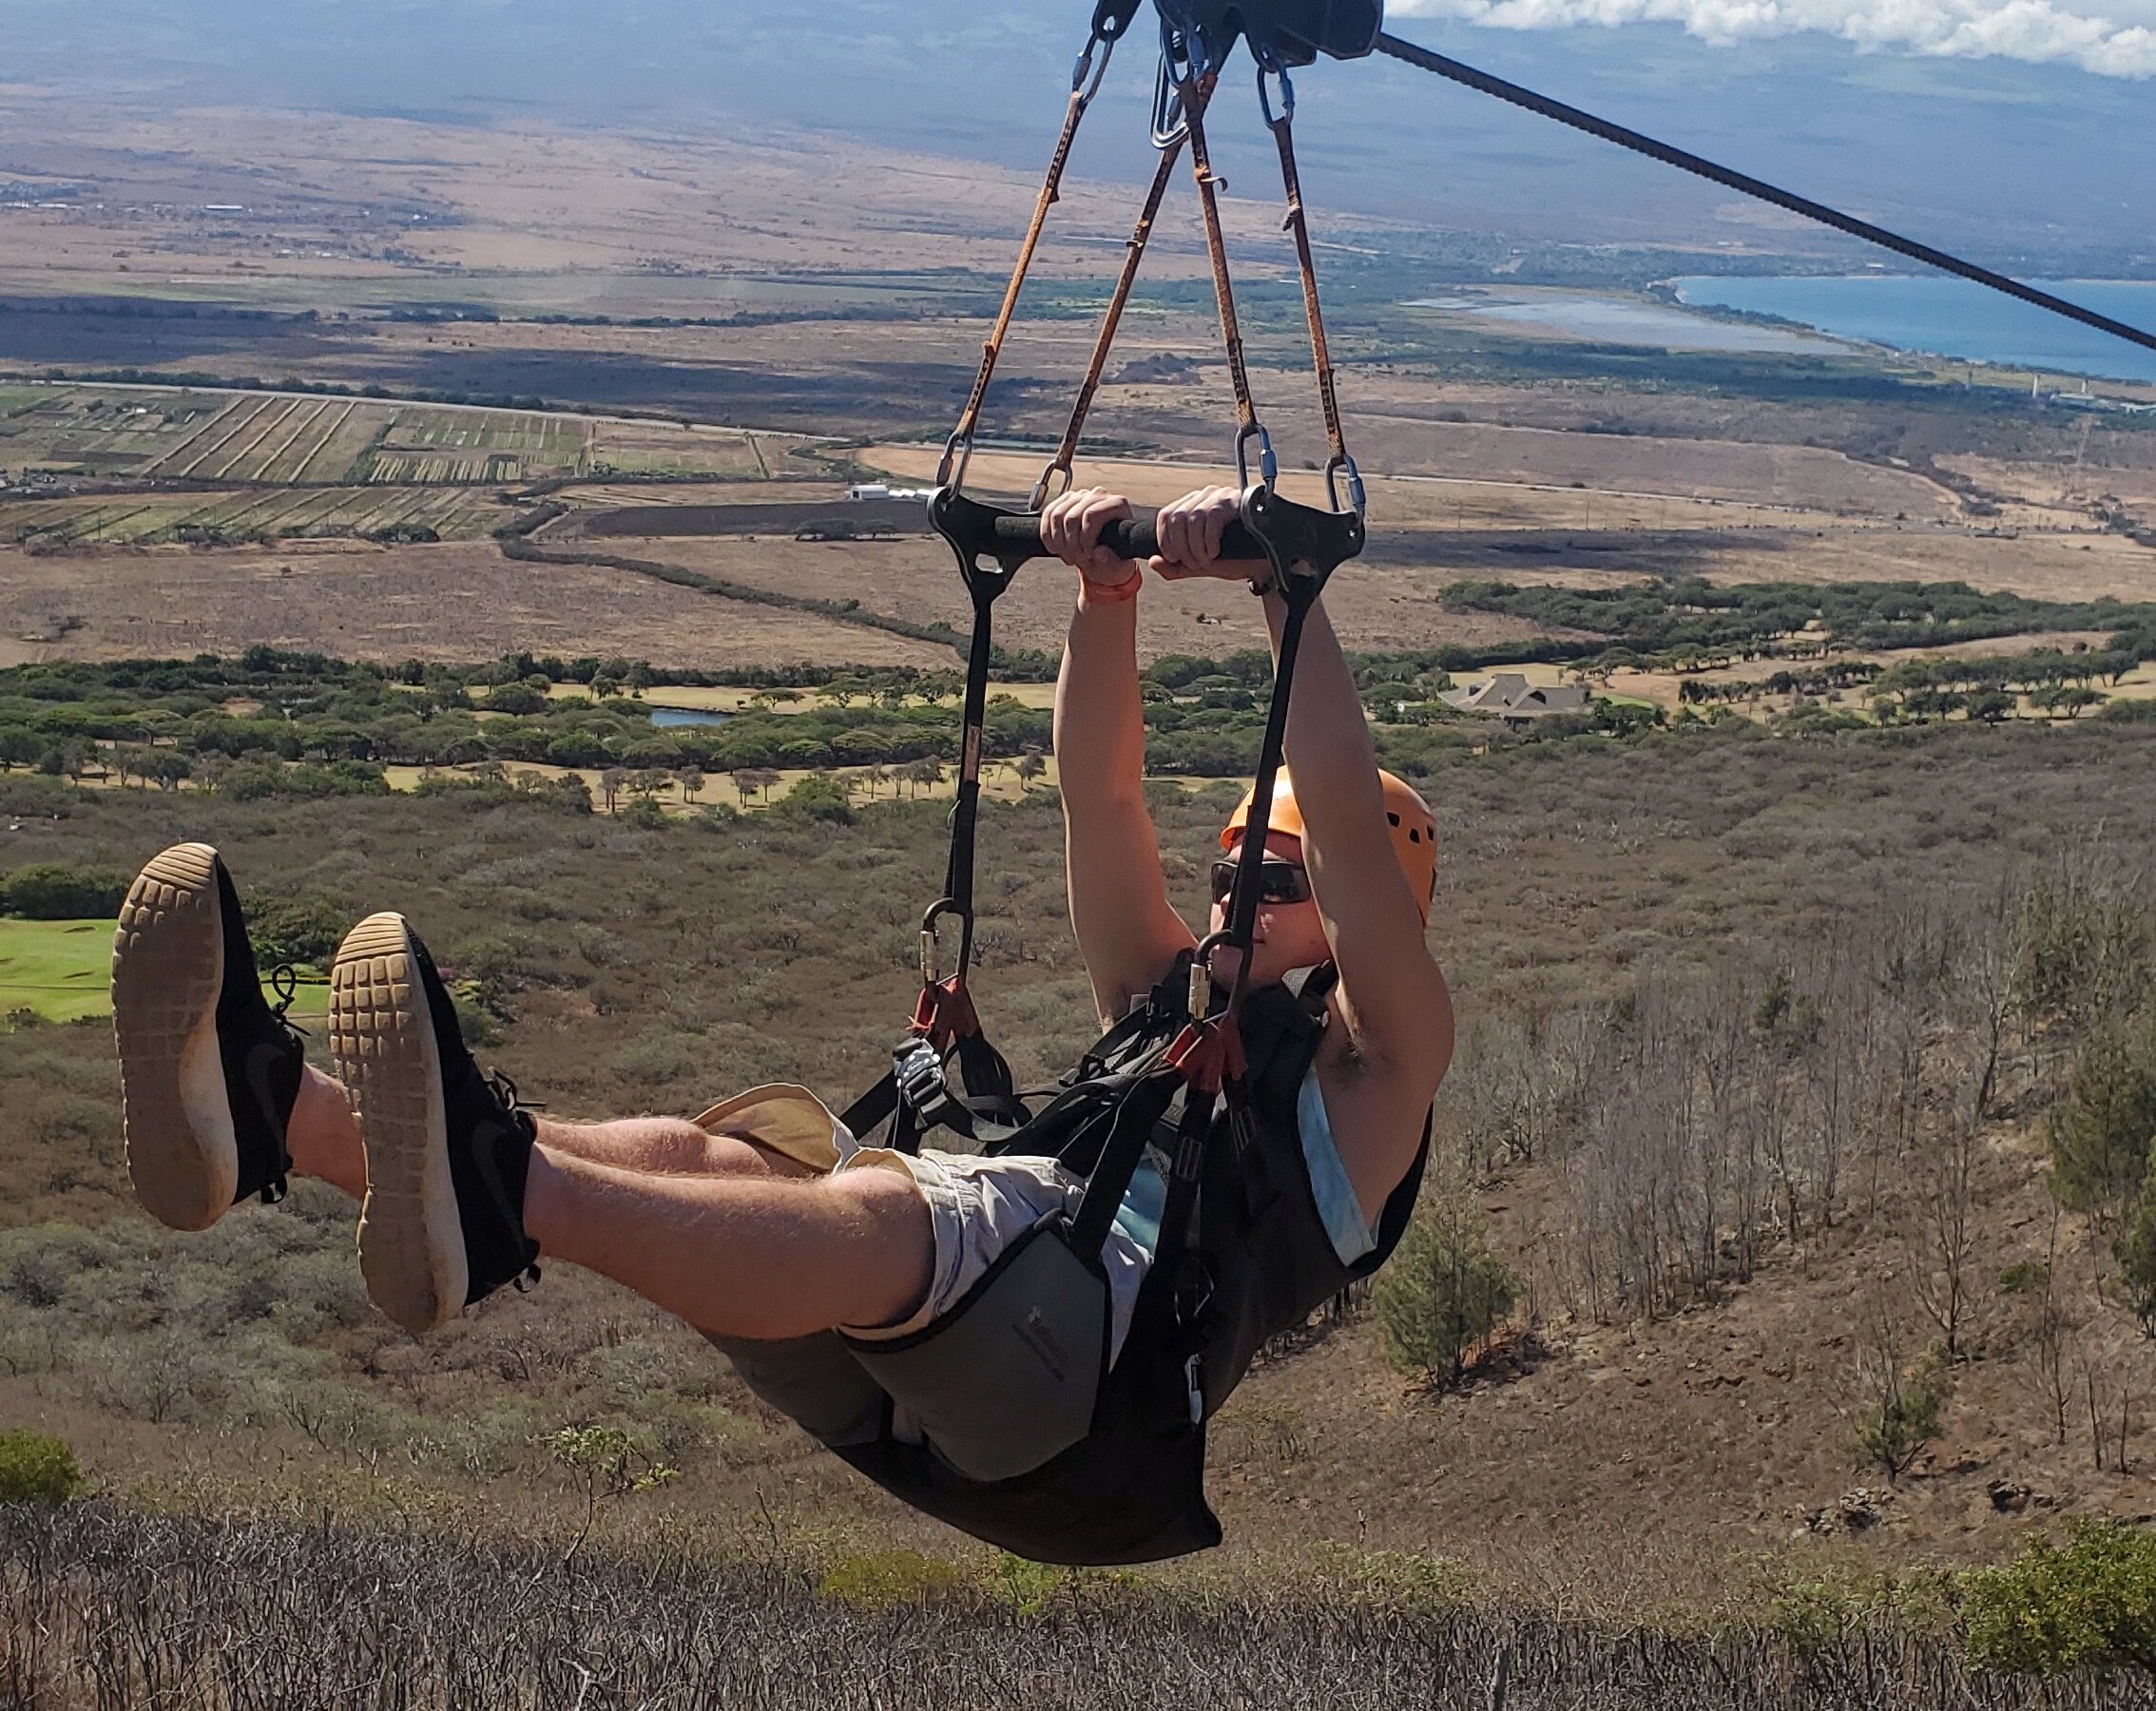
[1153,490,1453,1086]
[1046,489,1198,1022]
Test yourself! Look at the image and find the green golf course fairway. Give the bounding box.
[0,918,116,1023]
[0,919,330,1025]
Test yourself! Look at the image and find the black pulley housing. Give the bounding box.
[1153,0,1383,69]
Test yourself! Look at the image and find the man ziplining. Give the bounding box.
[111,483,1454,1564]
[105,2,1476,1563]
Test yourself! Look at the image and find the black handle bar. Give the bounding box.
[982,509,1264,567]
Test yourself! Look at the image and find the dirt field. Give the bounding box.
[560,533,1575,661]
[0,540,953,668]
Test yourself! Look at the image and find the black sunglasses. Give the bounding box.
[1209,856,1312,906]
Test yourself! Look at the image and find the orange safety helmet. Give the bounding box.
[1221,767,1438,923]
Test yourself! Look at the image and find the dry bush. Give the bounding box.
[1,1506,2142,1711]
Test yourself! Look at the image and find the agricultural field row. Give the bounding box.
[0,388,229,475]
[0,384,818,488]
[0,485,507,545]
[147,394,400,484]
[381,408,587,456]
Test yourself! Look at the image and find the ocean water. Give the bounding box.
[1673,276,2156,386]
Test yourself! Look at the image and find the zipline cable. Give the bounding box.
[1374,30,2156,361]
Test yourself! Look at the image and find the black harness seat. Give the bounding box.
[706,958,1426,1566]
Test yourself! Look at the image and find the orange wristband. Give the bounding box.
[1078,565,1142,606]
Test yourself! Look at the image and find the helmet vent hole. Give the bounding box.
[1408,829,1420,842]
[1387,812,1400,825]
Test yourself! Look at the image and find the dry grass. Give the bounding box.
[10,1506,2127,1711]
[551,531,1564,663]
[0,540,953,669]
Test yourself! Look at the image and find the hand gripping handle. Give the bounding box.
[931,489,1263,570]
[989,509,1266,565]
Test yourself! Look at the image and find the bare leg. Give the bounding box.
[529,1115,813,1179]
[286,1065,904,1336]
[285,1067,798,1201]
[286,1066,368,1200]
[523,1145,933,1339]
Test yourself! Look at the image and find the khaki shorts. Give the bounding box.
[690,1085,1155,1359]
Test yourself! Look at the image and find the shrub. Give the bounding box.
[0,774,73,817]
[2049,1009,2156,1217]
[817,1549,968,1609]
[2115,1171,2156,1336]
[1854,1346,1950,1484]
[0,1430,84,1504]
[1,862,128,919]
[1372,1192,1515,1381]
[246,894,355,968]
[220,760,388,800]
[777,773,854,825]
[1960,1521,2156,1674]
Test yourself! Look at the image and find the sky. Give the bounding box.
[5,0,2149,263]
[1394,0,2156,79]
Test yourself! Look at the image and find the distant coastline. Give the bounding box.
[1673,275,2156,386]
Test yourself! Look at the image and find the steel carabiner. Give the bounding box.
[1070,26,1118,105]
[1326,452,1367,518]
[935,431,973,493]
[1151,34,1196,148]
[1257,60,1296,127]
[1028,458,1077,513]
[1235,422,1279,491]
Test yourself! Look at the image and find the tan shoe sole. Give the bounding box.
[331,913,466,1335]
[112,842,238,1231]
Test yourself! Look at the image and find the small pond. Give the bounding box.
[649,707,732,729]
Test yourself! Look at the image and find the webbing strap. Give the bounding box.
[1069,1069,1184,1259]
[1030,117,1197,509]
[939,21,1121,491]
[1180,76,1274,490]
[839,1073,898,1143]
[1265,92,1353,486]
[934,585,1000,959]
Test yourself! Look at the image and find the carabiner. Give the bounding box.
[1151,40,1194,149]
[919,898,970,987]
[934,430,973,494]
[1071,29,1117,104]
[1326,452,1367,518]
[1257,61,1296,127]
[1027,458,1076,513]
[1234,422,1279,491]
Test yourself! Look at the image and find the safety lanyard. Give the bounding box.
[895,9,1371,1169]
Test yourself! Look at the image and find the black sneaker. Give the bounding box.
[111,843,303,1232]
[330,913,539,1335]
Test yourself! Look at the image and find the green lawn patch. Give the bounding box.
[0,918,114,1022]
[0,918,328,1024]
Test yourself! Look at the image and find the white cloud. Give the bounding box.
[1392,0,2156,76]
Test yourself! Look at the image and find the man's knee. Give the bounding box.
[833,1162,929,1232]
[826,1165,934,1322]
